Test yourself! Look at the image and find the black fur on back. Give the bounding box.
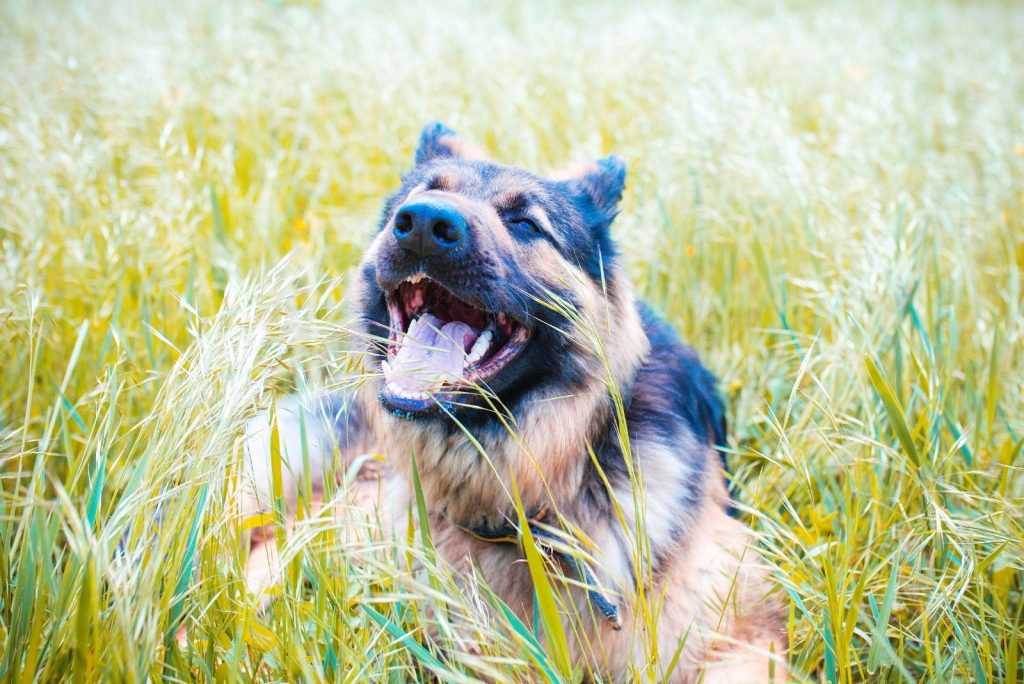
[636,303,728,461]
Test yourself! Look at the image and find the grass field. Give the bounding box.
[2,0,1023,681]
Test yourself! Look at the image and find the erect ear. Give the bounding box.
[414,121,490,166]
[551,155,627,216]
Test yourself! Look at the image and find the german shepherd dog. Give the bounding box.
[242,123,786,681]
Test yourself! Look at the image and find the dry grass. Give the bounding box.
[1,0,1022,681]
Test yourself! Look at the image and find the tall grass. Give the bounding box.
[1,0,1022,680]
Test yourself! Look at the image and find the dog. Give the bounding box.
[241,122,786,682]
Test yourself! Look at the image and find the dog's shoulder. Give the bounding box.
[579,301,731,565]
[628,301,727,455]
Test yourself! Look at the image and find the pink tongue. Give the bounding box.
[385,314,479,394]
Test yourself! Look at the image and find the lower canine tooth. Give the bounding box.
[466,330,492,366]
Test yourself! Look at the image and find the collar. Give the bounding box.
[456,507,622,630]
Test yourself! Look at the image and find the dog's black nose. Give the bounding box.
[393,199,466,258]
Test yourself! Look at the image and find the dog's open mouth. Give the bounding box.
[380,275,530,413]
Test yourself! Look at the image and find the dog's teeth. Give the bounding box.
[382,360,391,375]
[465,330,492,366]
[386,382,433,401]
[405,273,425,284]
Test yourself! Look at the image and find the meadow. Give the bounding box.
[1,0,1022,681]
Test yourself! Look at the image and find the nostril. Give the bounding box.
[432,219,461,244]
[394,211,414,235]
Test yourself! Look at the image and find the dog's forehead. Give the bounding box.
[422,160,549,203]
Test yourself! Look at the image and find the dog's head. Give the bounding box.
[356,122,644,425]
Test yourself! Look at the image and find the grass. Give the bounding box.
[1,0,1023,680]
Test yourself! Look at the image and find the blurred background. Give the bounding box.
[1,0,1022,680]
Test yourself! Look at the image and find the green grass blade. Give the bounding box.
[360,604,458,680]
[511,478,573,679]
[865,355,924,472]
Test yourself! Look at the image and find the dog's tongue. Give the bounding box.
[384,314,478,394]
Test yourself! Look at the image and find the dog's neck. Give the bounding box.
[361,380,615,529]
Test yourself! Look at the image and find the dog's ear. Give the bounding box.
[415,121,489,166]
[552,155,627,217]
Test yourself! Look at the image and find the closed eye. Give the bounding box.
[509,217,541,234]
